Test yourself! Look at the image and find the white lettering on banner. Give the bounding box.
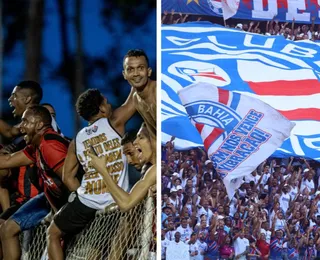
[252,0,277,19]
[197,105,235,126]
[208,34,318,64]
[213,110,271,172]
[281,44,317,58]
[244,35,275,48]
[304,137,320,151]
[286,0,310,22]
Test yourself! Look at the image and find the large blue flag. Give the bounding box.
[161,22,320,161]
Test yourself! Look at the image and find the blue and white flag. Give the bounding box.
[161,22,320,161]
[162,0,320,24]
[178,82,295,198]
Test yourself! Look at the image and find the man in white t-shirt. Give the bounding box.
[169,187,180,212]
[203,160,214,179]
[197,199,213,226]
[177,185,184,204]
[244,170,260,185]
[279,185,291,213]
[233,230,249,260]
[289,181,299,200]
[301,171,315,194]
[188,233,199,260]
[161,229,170,259]
[196,232,208,260]
[260,165,271,185]
[176,217,193,243]
[168,232,188,259]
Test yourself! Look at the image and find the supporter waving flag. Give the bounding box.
[178,82,295,199]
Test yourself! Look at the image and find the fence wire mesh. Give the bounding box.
[20,194,156,260]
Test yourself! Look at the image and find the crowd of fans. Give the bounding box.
[161,138,320,259]
[162,11,320,41]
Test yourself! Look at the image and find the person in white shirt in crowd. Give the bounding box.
[261,221,272,244]
[176,185,184,204]
[301,170,315,195]
[180,170,191,188]
[233,229,250,260]
[188,232,199,260]
[166,172,179,189]
[176,217,193,243]
[244,170,260,185]
[203,160,214,179]
[194,218,209,238]
[258,162,271,186]
[165,220,177,241]
[194,214,207,232]
[197,199,213,227]
[169,187,181,212]
[161,229,170,259]
[196,232,207,260]
[289,180,299,200]
[279,184,291,213]
[179,163,190,180]
[170,231,185,247]
[185,179,197,195]
[274,211,286,231]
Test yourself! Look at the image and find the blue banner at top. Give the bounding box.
[162,0,320,24]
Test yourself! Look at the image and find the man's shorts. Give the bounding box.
[10,193,50,231]
[54,192,97,235]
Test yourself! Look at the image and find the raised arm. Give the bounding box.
[88,151,156,212]
[291,18,295,37]
[311,17,315,32]
[62,140,80,191]
[0,150,33,169]
[254,22,260,32]
[248,22,254,32]
[162,11,168,24]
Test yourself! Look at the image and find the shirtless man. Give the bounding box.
[122,49,156,151]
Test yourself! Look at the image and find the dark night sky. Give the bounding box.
[2,0,156,138]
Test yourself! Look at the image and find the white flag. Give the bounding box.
[221,0,240,20]
[178,82,295,199]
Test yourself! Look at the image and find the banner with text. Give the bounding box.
[162,0,320,23]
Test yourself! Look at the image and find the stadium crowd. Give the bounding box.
[0,49,156,260]
[161,138,320,260]
[161,11,320,41]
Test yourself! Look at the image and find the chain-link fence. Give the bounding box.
[21,195,156,260]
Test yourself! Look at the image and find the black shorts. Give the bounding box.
[54,192,97,235]
[0,203,22,220]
